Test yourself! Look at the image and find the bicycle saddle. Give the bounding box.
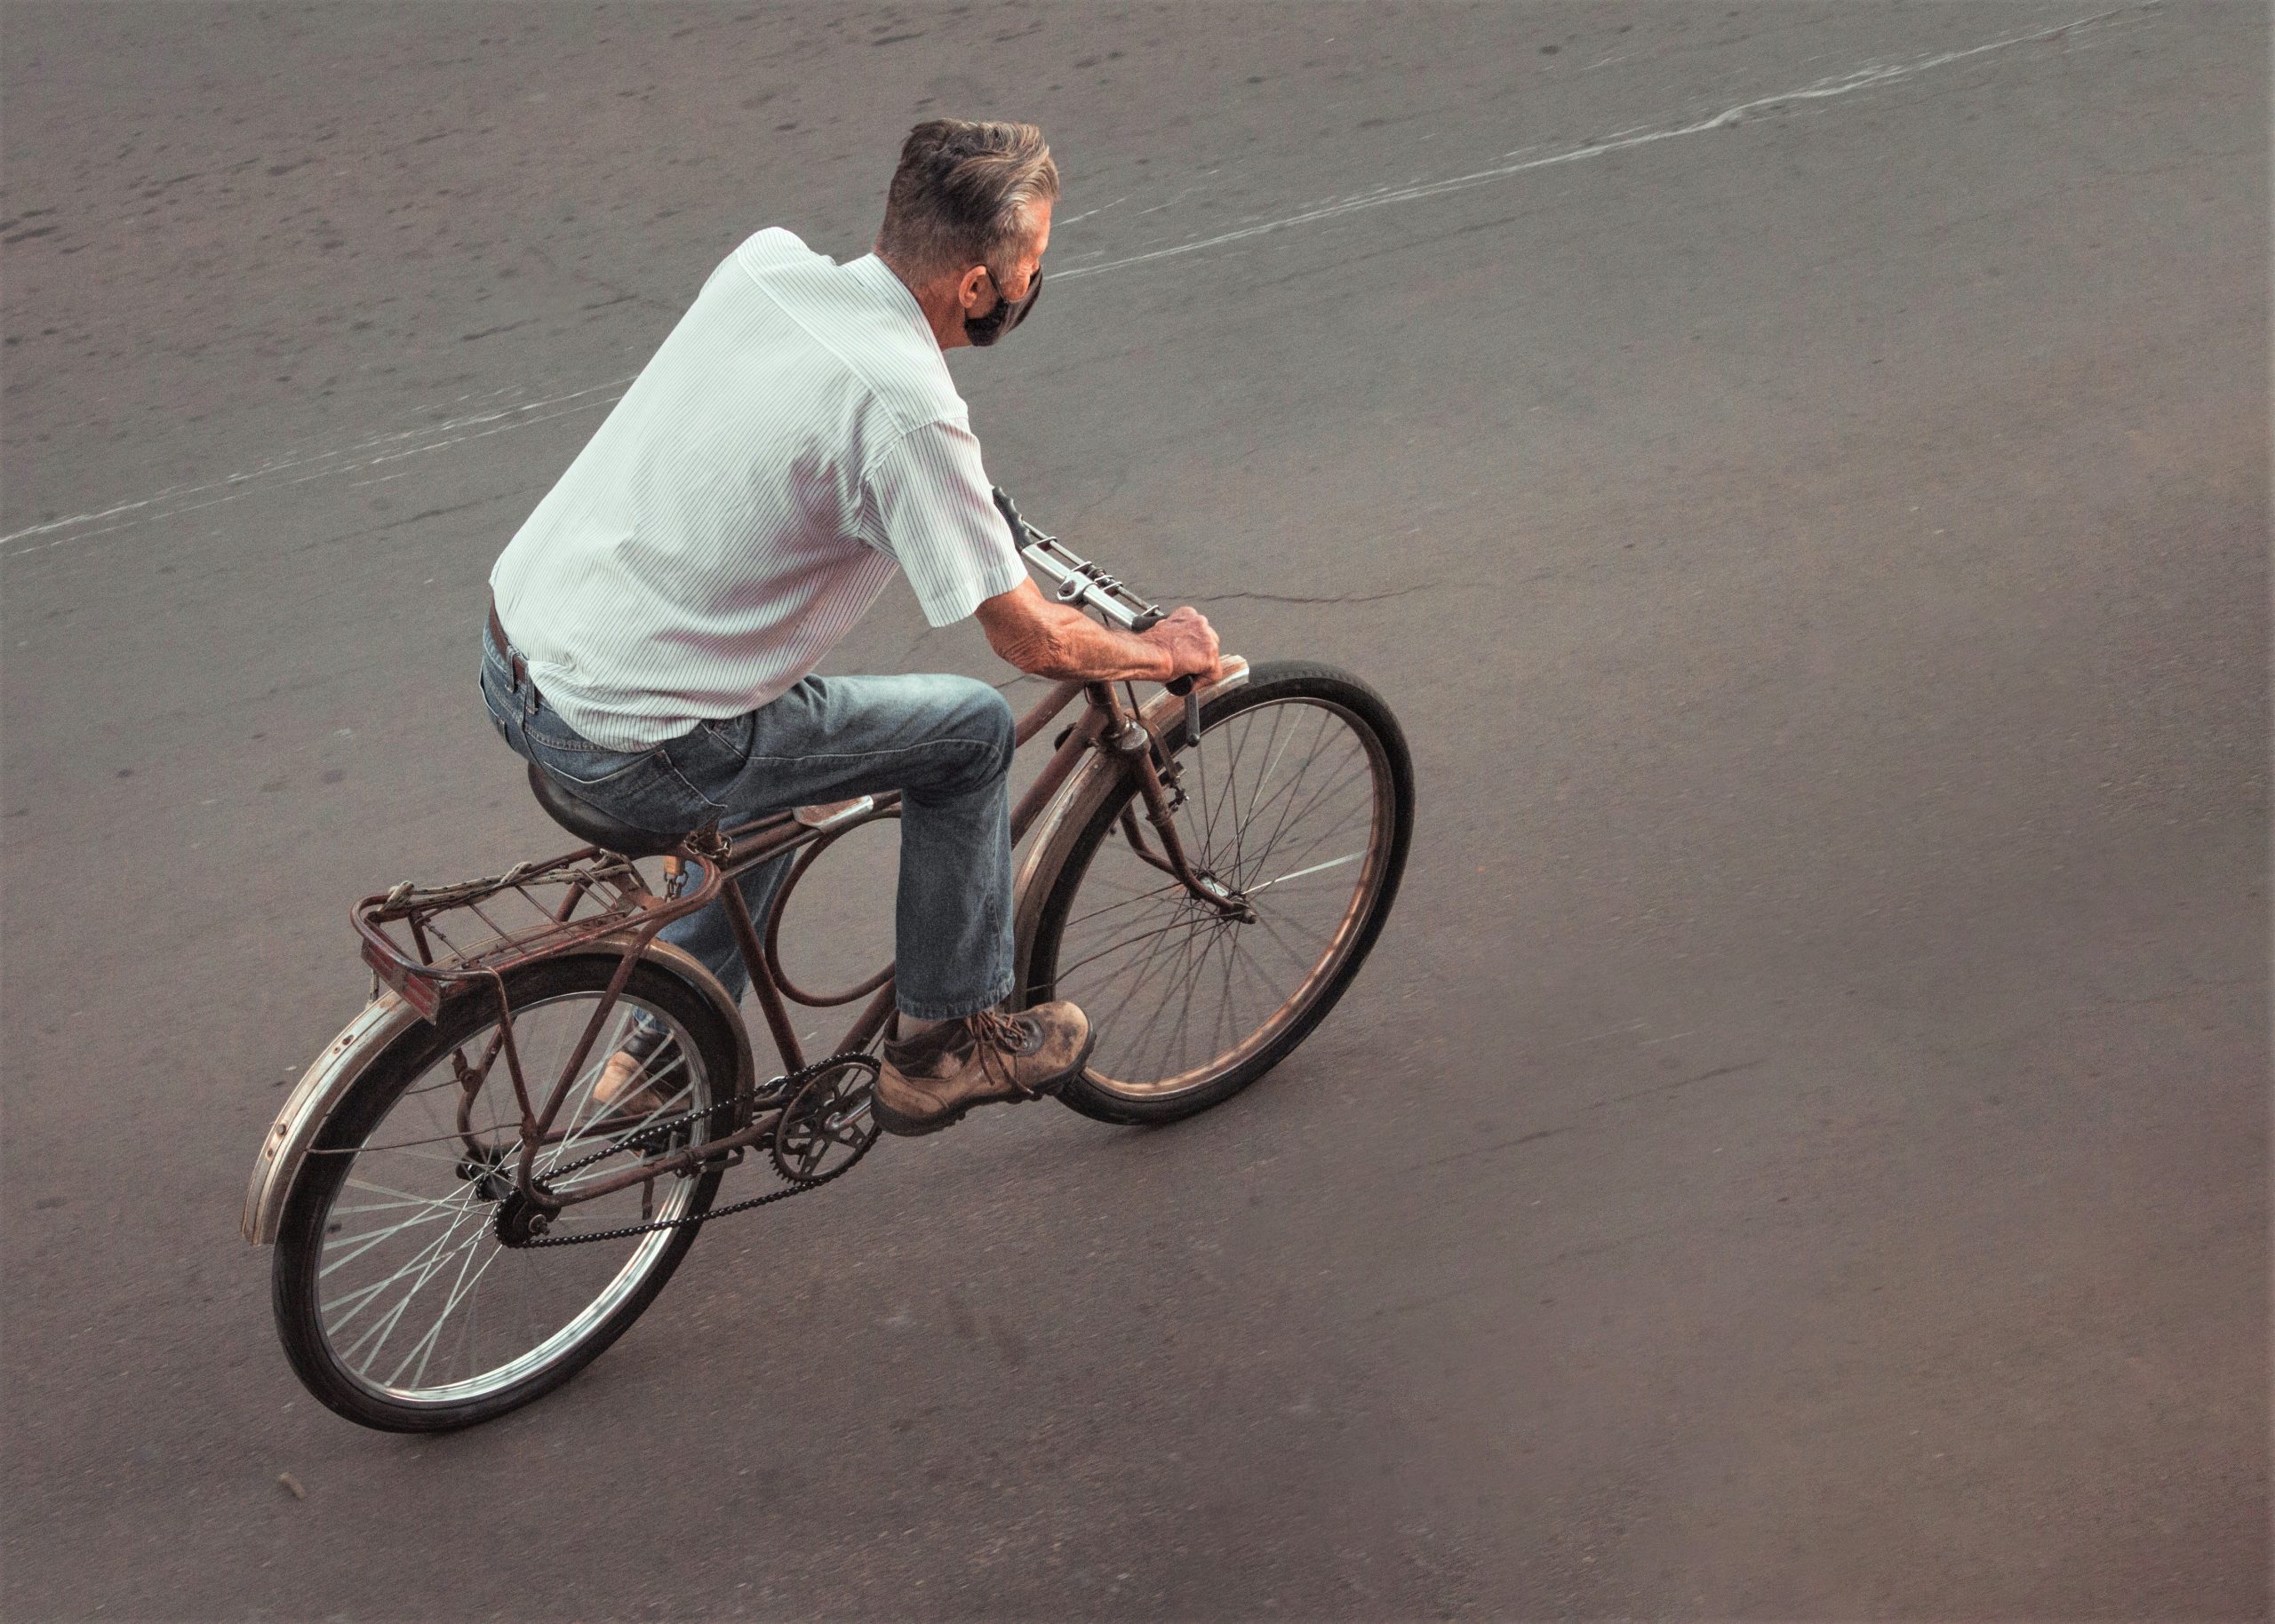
[524,762,688,859]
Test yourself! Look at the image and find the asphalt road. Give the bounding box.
[4,2,2265,1617]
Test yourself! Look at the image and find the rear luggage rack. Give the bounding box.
[354,848,724,1019]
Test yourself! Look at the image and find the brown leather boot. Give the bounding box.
[873,1003,1094,1137]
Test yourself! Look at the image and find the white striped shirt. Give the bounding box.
[489,228,1027,749]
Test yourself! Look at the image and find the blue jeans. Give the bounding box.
[480,629,1015,1021]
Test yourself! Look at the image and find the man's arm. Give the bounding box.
[975,577,1222,684]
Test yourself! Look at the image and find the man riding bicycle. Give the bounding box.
[482,119,1222,1137]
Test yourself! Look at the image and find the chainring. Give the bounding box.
[770,1055,882,1184]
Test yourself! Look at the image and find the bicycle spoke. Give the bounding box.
[390,1230,504,1391]
[1253,754,1369,870]
[322,1193,485,1316]
[1085,911,1198,1039]
[319,1205,474,1264]
[1241,752,1361,886]
[313,1142,493,1169]
[1249,849,1364,894]
[1119,924,1208,1080]
[1237,736,1364,888]
[1154,924,1225,1079]
[1232,704,1321,876]
[1260,798,1372,873]
[343,1175,471,1207]
[1053,915,1210,983]
[1249,908,1330,981]
[320,1190,485,1282]
[1221,705,1268,877]
[1063,880,1183,931]
[1193,703,1218,855]
[353,1225,489,1380]
[331,1195,456,1216]
[1214,925,1241,1066]
[337,1214,483,1365]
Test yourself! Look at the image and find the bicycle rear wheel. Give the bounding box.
[270,954,742,1431]
[1024,661,1412,1125]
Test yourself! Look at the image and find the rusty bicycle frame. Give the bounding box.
[352,494,1250,1222]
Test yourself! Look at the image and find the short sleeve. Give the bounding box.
[862,419,1031,627]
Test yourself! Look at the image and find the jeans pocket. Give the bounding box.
[479,660,523,741]
[673,719,754,773]
[669,713,753,784]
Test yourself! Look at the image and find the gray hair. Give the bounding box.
[878,119,1059,282]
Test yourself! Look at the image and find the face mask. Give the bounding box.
[963,265,1043,346]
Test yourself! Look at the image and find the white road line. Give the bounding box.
[3,378,634,554]
[4,4,2154,561]
[1052,4,2152,282]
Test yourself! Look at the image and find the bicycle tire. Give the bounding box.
[271,953,741,1431]
[1024,660,1413,1125]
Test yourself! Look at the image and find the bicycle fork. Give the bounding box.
[1087,681,1256,925]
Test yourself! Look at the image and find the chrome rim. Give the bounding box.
[1046,696,1393,1098]
[309,991,710,1405]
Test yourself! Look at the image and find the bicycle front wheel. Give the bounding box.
[1024,660,1413,1125]
[270,954,743,1431]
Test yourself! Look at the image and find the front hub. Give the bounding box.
[1194,872,1257,923]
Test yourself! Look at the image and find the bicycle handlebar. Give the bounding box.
[993,488,1209,733]
[994,486,1166,634]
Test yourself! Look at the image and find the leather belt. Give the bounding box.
[486,597,530,690]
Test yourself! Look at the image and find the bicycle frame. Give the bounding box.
[340,663,1251,1219]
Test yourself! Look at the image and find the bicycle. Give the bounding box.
[242,490,1414,1431]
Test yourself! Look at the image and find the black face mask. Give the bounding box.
[963,266,1042,347]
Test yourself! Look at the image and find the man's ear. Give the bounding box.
[956,263,994,313]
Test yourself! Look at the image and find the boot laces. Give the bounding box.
[964,1007,1037,1095]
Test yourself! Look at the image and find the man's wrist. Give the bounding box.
[1134,632,1178,682]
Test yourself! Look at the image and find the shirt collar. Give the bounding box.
[845,251,941,356]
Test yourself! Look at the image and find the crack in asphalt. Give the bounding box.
[1199,585,1439,607]
[1417,1059,1771,1170]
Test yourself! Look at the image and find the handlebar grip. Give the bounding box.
[991,485,1027,540]
[1164,673,1198,695]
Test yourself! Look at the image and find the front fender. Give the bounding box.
[240,935,753,1246]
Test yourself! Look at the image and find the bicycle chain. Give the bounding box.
[508,1050,881,1248]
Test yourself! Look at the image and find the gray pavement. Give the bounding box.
[3,2,2266,1617]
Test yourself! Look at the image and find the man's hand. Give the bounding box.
[975,577,1224,684]
[1140,605,1223,684]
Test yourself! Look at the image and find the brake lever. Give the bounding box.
[1167,673,1201,746]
